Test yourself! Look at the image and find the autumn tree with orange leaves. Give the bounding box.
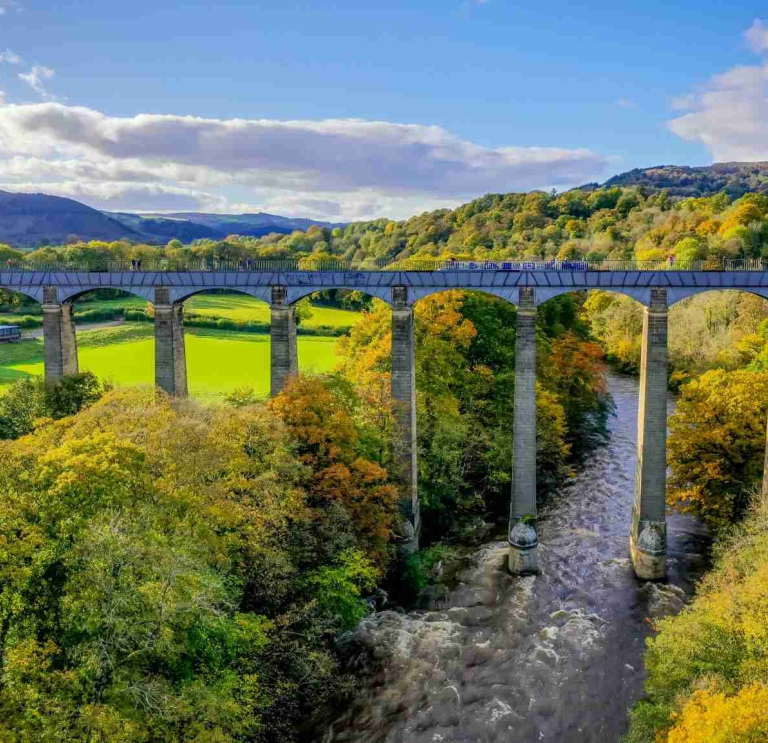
[269,376,400,565]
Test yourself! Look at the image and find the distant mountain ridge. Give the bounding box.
[0,190,343,247]
[108,211,344,243]
[0,190,142,247]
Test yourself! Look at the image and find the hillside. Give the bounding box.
[162,211,343,235]
[0,189,342,247]
[187,176,768,268]
[106,211,343,242]
[107,213,224,242]
[0,190,139,247]
[600,162,768,198]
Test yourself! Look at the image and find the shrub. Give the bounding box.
[73,307,124,323]
[44,372,108,418]
[304,549,379,630]
[0,372,107,439]
[402,542,459,595]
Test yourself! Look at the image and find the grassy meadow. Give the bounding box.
[0,293,357,400]
[0,324,340,400]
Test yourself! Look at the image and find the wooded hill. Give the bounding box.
[595,161,768,198]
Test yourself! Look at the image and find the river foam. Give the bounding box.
[320,374,708,743]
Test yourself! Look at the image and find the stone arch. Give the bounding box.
[172,286,272,305]
[535,286,651,309]
[286,285,393,306]
[282,286,385,315]
[409,286,520,307]
[59,286,156,305]
[0,283,44,304]
[666,286,768,307]
[535,285,652,307]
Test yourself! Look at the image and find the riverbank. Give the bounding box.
[316,374,709,743]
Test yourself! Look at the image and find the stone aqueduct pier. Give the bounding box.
[6,267,768,580]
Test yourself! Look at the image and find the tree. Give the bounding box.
[667,685,768,743]
[269,376,400,563]
[667,369,768,530]
[674,236,705,262]
[541,331,610,451]
[0,244,24,264]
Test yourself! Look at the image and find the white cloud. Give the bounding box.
[0,102,609,219]
[0,49,20,64]
[668,62,768,161]
[616,98,635,109]
[18,65,54,98]
[0,7,6,16]
[0,180,216,212]
[746,19,768,54]
[668,21,768,161]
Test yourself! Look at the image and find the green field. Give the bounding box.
[0,324,340,401]
[1,293,361,330]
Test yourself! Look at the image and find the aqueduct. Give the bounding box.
[5,265,768,580]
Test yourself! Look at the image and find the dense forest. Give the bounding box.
[4,182,768,740]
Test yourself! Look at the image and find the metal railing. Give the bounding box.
[2,258,768,273]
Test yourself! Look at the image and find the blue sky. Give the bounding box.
[0,1,766,220]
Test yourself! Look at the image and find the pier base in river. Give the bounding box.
[630,519,667,580]
[509,287,538,576]
[630,287,668,580]
[508,519,539,574]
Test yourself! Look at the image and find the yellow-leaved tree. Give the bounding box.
[667,685,768,743]
[666,369,768,530]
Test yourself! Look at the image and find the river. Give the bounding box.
[319,373,709,743]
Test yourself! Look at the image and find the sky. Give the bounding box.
[0,1,766,221]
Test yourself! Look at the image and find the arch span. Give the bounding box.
[534,285,653,307]
[0,283,43,305]
[61,286,156,305]
[287,285,393,306]
[409,286,519,307]
[60,286,156,304]
[535,286,650,309]
[172,286,272,305]
[666,286,768,307]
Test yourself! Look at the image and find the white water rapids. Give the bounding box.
[320,374,708,743]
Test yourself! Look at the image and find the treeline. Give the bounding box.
[1,304,350,337]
